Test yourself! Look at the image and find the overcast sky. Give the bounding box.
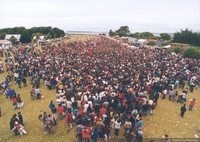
[0,0,200,33]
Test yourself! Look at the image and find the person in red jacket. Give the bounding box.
[100,107,107,116]
[57,104,64,120]
[12,96,17,110]
[65,110,73,128]
[189,98,196,111]
[81,126,90,142]
[78,107,83,116]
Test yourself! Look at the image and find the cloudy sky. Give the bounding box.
[0,0,200,33]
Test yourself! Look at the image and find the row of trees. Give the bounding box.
[0,26,65,43]
[109,26,171,41]
[173,29,200,47]
[109,26,200,46]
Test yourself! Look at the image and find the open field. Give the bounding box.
[0,35,200,142]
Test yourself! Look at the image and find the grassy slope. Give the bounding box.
[0,35,200,142]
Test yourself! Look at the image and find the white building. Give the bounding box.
[5,34,21,42]
[138,39,147,44]
[0,40,12,49]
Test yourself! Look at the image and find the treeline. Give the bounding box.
[173,29,200,47]
[109,26,200,46]
[0,26,65,43]
[109,26,171,41]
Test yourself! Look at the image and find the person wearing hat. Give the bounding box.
[12,121,27,135]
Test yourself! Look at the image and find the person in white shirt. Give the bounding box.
[88,100,93,108]
[114,119,121,136]
[102,113,107,122]
[81,93,88,102]
[56,97,62,105]
[162,89,167,99]
[66,100,72,109]
[83,102,89,113]
[14,72,19,81]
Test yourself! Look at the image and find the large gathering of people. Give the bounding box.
[0,35,199,141]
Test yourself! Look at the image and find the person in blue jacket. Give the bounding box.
[91,128,99,142]
[49,100,56,113]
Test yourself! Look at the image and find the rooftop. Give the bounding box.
[171,42,190,46]
[0,40,7,44]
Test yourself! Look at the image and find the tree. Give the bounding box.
[173,29,200,46]
[140,32,154,39]
[183,47,200,59]
[171,46,182,54]
[109,29,116,36]
[52,27,65,38]
[0,26,65,41]
[132,32,154,39]
[20,30,31,43]
[132,32,141,38]
[33,32,42,40]
[13,26,25,34]
[45,33,52,39]
[115,26,130,37]
[147,41,156,46]
[160,33,171,41]
[9,37,17,45]
[0,32,6,39]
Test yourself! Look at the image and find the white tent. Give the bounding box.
[162,45,171,49]
[138,39,147,44]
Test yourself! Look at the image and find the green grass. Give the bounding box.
[0,35,200,142]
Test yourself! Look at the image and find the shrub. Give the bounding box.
[183,47,200,59]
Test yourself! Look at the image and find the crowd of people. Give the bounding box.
[0,35,198,141]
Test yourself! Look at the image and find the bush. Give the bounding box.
[147,41,156,46]
[183,47,200,59]
[171,46,182,54]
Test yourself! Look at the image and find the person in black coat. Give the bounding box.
[104,115,110,128]
[180,104,186,118]
[18,112,24,126]
[22,77,27,87]
[10,114,19,136]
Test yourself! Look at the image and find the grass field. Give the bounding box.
[0,35,200,142]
